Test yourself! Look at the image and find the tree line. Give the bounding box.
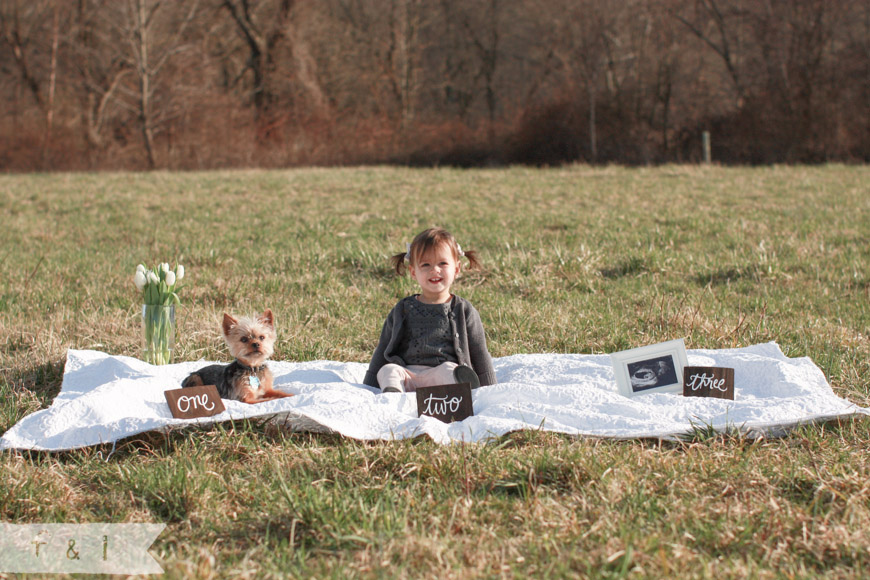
[1,0,867,171]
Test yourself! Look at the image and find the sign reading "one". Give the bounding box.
[164,385,225,419]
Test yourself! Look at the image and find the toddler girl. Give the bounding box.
[364,227,497,393]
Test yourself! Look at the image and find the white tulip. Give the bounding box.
[176,264,184,281]
[136,264,146,274]
[133,270,147,290]
[165,271,176,286]
[148,271,160,284]
[161,263,170,273]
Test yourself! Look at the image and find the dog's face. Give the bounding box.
[222,309,276,367]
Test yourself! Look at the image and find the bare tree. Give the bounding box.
[670,0,748,105]
[221,0,291,117]
[127,0,200,167]
[460,0,501,148]
[388,0,423,139]
[70,0,202,168]
[546,0,614,160]
[320,0,433,155]
[224,1,296,115]
[42,1,60,165]
[70,4,132,153]
[0,0,51,109]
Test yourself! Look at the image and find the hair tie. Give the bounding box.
[405,243,411,262]
[456,243,465,257]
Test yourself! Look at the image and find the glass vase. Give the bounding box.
[141,304,176,365]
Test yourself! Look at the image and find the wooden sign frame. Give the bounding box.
[164,385,226,419]
[683,366,735,400]
[416,383,474,423]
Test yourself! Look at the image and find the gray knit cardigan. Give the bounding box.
[363,295,497,388]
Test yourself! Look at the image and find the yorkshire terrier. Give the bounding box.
[181,309,293,404]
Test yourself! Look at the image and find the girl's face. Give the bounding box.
[410,243,460,304]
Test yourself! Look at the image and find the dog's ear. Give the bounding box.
[260,309,274,328]
[222,313,238,337]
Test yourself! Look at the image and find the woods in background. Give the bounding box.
[1,0,867,170]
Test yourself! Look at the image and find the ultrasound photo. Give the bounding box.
[627,355,678,392]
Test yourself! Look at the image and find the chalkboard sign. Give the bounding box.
[683,366,735,400]
[164,385,226,419]
[416,383,474,423]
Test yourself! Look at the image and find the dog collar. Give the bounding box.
[239,363,266,373]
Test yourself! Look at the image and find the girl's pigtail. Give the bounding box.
[463,249,482,270]
[390,252,408,275]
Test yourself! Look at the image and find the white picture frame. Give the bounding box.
[610,339,689,397]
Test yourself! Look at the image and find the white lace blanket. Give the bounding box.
[2,343,866,451]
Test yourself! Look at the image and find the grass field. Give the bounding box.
[1,164,868,578]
